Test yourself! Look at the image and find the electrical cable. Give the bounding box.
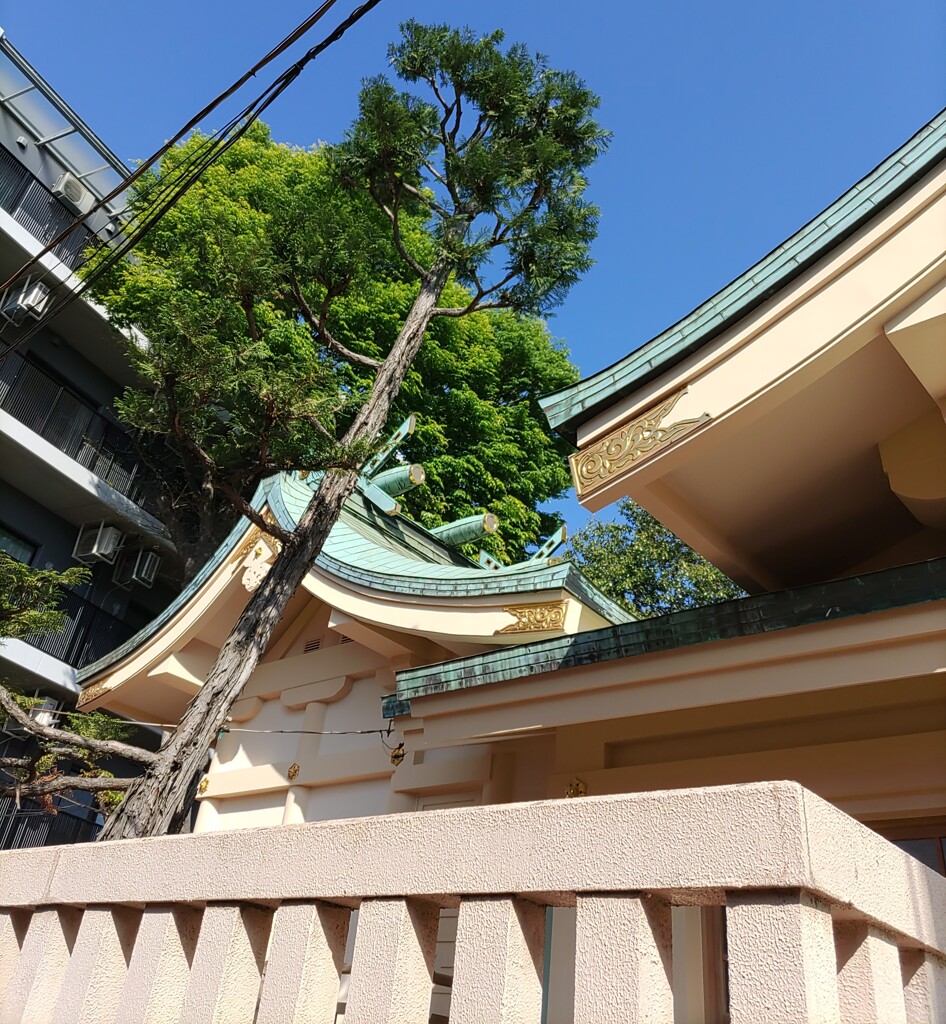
[0,0,344,295]
[0,0,384,355]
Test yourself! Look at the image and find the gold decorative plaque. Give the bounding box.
[77,681,110,707]
[565,777,587,798]
[287,762,300,781]
[570,388,710,497]
[230,508,282,565]
[496,601,568,634]
[197,777,210,795]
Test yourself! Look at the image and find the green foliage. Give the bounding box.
[0,568,132,814]
[567,499,745,618]
[334,20,609,315]
[88,23,607,577]
[0,554,89,640]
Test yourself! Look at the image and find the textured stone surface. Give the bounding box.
[344,898,438,1024]
[178,904,271,1024]
[51,906,140,1024]
[727,890,841,1024]
[113,905,201,1024]
[901,949,946,1023]
[255,901,349,1024]
[835,922,907,1023]
[0,906,80,1024]
[450,897,545,1024]
[574,893,673,1023]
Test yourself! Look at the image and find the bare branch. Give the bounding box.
[0,686,157,766]
[289,278,383,370]
[397,180,452,220]
[0,776,136,800]
[367,185,430,279]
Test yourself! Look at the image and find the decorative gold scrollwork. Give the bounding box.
[496,601,568,634]
[287,763,300,781]
[570,388,710,497]
[77,681,110,707]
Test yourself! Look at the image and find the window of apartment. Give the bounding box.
[0,523,37,565]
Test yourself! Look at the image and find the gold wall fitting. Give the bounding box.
[496,601,568,634]
[197,777,209,795]
[565,777,587,798]
[287,763,300,781]
[570,388,710,497]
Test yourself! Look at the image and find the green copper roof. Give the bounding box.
[540,108,946,442]
[382,556,946,718]
[80,471,631,683]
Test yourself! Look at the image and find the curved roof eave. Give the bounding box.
[79,473,631,683]
[540,108,946,443]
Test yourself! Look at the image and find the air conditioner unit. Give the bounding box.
[2,697,58,738]
[112,549,161,589]
[0,281,51,323]
[73,522,123,565]
[51,171,95,217]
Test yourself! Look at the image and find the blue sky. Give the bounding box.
[3,1,944,531]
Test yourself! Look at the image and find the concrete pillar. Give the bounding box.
[0,911,27,1006]
[282,786,310,825]
[727,890,841,1024]
[256,901,350,1024]
[574,893,673,1023]
[179,903,272,1024]
[835,922,907,1023]
[450,896,546,1024]
[901,949,946,1023]
[51,906,141,1024]
[0,906,81,1024]
[344,898,439,1024]
[193,797,220,835]
[114,905,202,1024]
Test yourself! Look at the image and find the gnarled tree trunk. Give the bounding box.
[99,265,449,840]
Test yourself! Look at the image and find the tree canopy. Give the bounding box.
[567,499,745,618]
[82,20,609,840]
[95,114,582,576]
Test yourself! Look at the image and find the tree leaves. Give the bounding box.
[567,499,745,618]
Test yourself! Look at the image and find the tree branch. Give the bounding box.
[0,686,157,766]
[289,278,384,369]
[367,185,430,279]
[0,775,136,800]
[431,300,509,317]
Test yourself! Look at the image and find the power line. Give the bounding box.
[0,0,384,355]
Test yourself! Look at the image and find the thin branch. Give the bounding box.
[0,776,136,800]
[397,180,452,220]
[421,160,449,190]
[0,686,158,765]
[165,404,295,545]
[368,184,430,279]
[449,83,463,145]
[431,299,509,317]
[289,278,383,370]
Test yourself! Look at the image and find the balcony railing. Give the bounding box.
[0,782,942,1023]
[0,142,96,271]
[23,587,135,670]
[0,796,99,851]
[0,348,151,509]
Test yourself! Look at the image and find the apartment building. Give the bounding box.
[0,29,174,844]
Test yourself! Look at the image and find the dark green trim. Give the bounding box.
[540,109,946,442]
[383,556,946,717]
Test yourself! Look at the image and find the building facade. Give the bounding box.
[0,30,175,845]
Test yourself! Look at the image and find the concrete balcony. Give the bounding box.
[0,781,942,1022]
